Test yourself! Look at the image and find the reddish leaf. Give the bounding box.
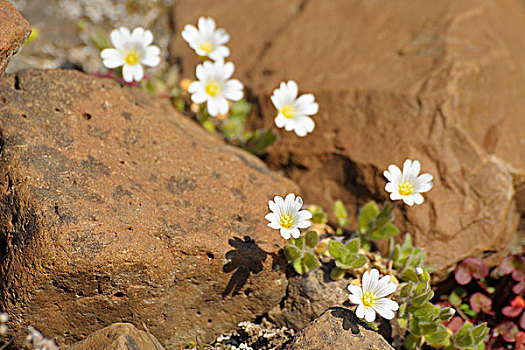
[503,296,525,318]
[521,311,525,330]
[493,321,519,342]
[444,316,465,333]
[499,255,525,282]
[455,257,488,285]
[470,292,493,314]
[514,281,525,295]
[517,331,525,350]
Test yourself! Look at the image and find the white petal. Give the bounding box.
[130,64,144,81]
[385,182,396,193]
[294,94,319,115]
[402,160,413,179]
[189,83,208,103]
[111,27,130,50]
[290,228,301,239]
[294,126,308,137]
[390,192,403,201]
[386,165,402,182]
[374,276,397,298]
[363,269,380,293]
[298,116,315,133]
[100,48,124,68]
[122,64,134,82]
[209,46,230,60]
[417,173,433,183]
[415,180,433,193]
[269,199,279,214]
[298,209,312,220]
[198,17,208,32]
[207,98,220,116]
[355,304,366,319]
[215,98,229,115]
[373,298,399,320]
[267,221,281,230]
[141,46,160,67]
[402,196,415,206]
[280,228,291,240]
[413,193,425,205]
[284,193,296,207]
[215,29,230,44]
[286,80,299,100]
[296,219,311,229]
[347,284,362,296]
[223,80,243,101]
[410,160,421,178]
[205,18,216,32]
[265,212,277,222]
[364,307,377,322]
[195,64,205,81]
[181,24,199,44]
[274,114,286,128]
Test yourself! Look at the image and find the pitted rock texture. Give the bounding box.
[172,0,525,278]
[0,69,296,349]
[70,323,164,350]
[281,307,393,350]
[269,267,349,331]
[0,0,31,75]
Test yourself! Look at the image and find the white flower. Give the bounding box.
[188,60,243,116]
[383,159,433,206]
[416,267,424,275]
[101,27,161,83]
[181,17,230,61]
[271,80,319,137]
[265,193,312,240]
[347,269,399,322]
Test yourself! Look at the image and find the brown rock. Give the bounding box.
[269,267,349,330]
[177,0,525,277]
[0,0,31,75]
[281,307,393,350]
[0,69,296,349]
[169,0,304,79]
[69,323,164,350]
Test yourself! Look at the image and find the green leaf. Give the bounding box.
[411,290,434,308]
[399,282,414,298]
[89,28,112,50]
[439,307,456,322]
[410,301,434,317]
[398,302,407,318]
[328,240,344,259]
[303,252,320,271]
[293,236,305,251]
[330,267,346,280]
[242,129,277,155]
[284,246,302,261]
[425,324,449,345]
[293,260,307,275]
[419,321,438,335]
[371,223,400,240]
[345,238,360,254]
[335,253,367,270]
[334,200,348,220]
[400,267,420,283]
[358,201,379,235]
[455,322,475,347]
[310,206,327,224]
[448,290,463,307]
[405,333,422,350]
[230,99,252,117]
[471,323,489,343]
[305,231,319,249]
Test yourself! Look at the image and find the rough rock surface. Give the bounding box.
[169,0,304,79]
[0,69,296,349]
[172,0,525,277]
[269,267,349,331]
[69,323,164,350]
[281,307,393,350]
[0,0,31,75]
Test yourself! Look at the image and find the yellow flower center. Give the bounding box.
[279,214,294,229]
[205,82,220,97]
[280,105,295,119]
[199,41,214,54]
[124,50,140,65]
[361,292,376,308]
[398,182,415,196]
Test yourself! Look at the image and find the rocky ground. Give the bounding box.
[0,0,524,349]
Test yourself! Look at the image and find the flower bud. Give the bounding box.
[0,324,7,336]
[0,313,8,323]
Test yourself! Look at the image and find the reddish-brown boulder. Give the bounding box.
[172,0,525,277]
[281,307,393,350]
[169,0,304,79]
[70,323,164,350]
[0,0,31,75]
[0,69,296,348]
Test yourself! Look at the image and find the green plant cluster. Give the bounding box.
[284,231,321,275]
[394,235,489,349]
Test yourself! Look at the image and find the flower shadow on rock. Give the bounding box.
[222,236,267,297]
[329,306,371,334]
